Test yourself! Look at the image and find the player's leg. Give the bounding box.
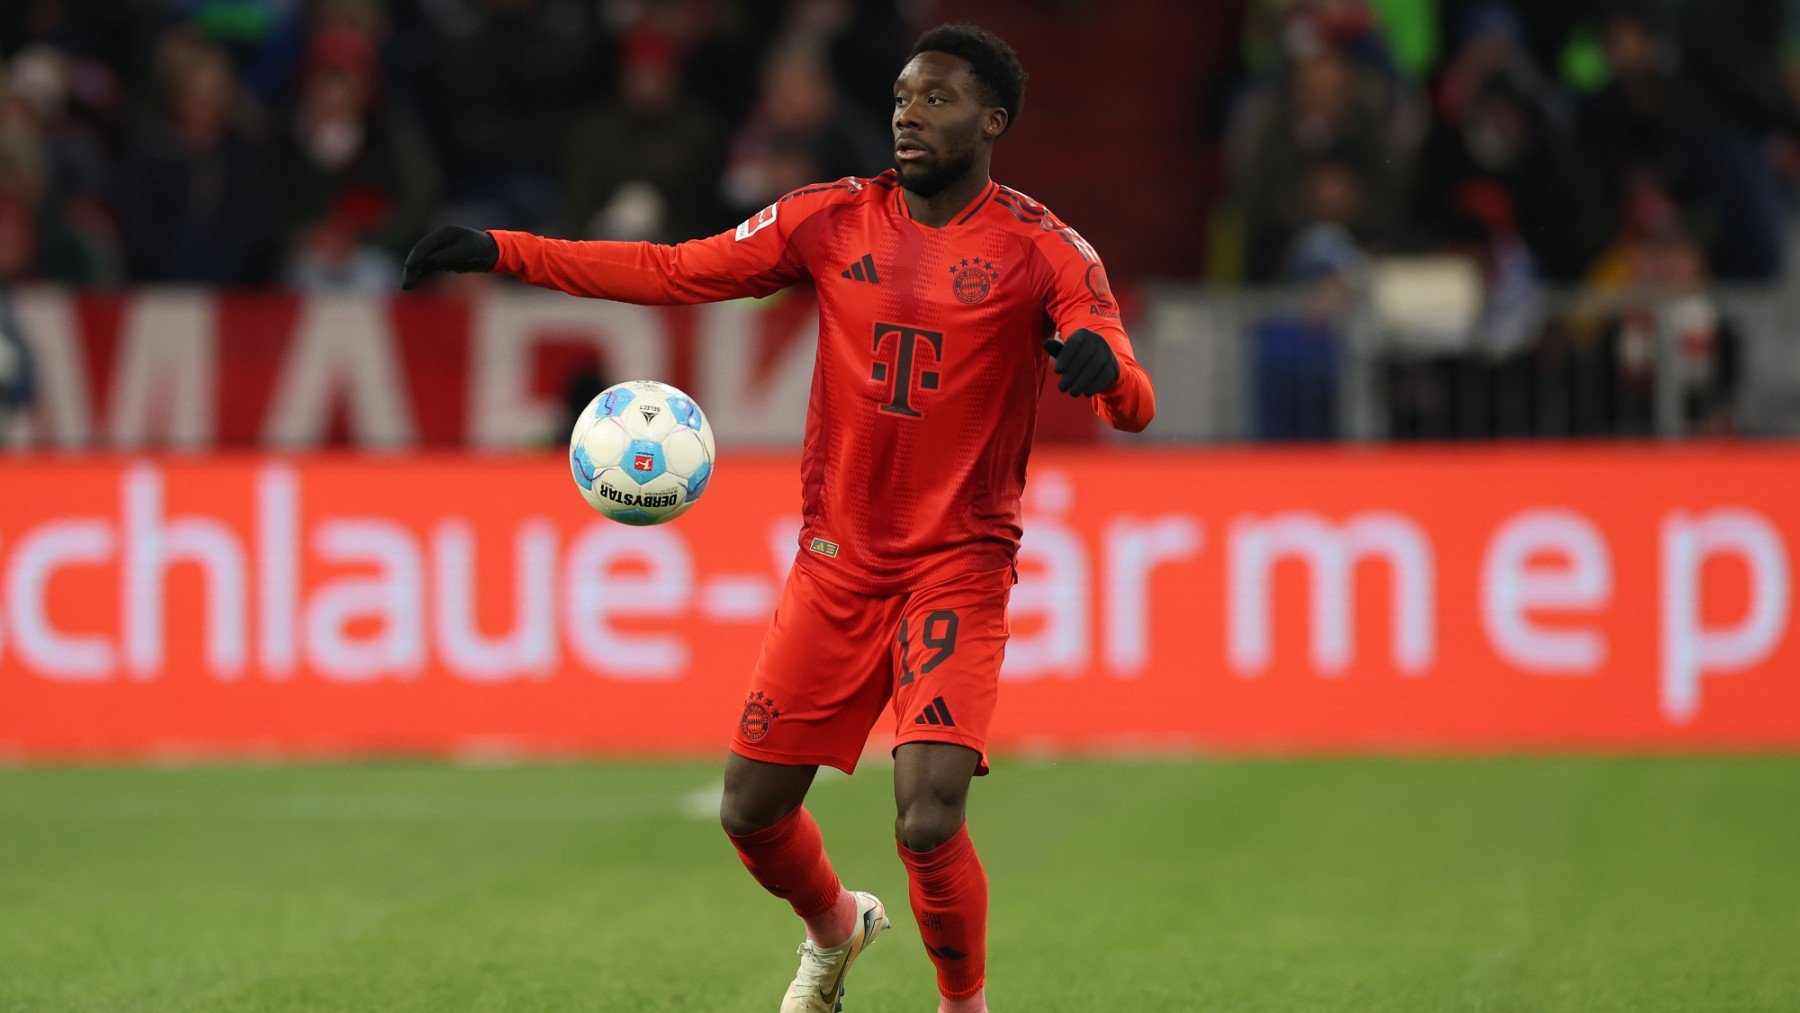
[895,743,988,1013]
[719,750,818,836]
[723,564,898,1009]
[720,752,857,945]
[722,751,892,1012]
[893,741,982,851]
[888,567,1012,1013]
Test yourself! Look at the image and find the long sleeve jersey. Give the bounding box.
[491,170,1155,593]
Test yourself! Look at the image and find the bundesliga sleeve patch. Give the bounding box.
[735,203,778,241]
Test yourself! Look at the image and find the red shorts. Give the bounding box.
[730,562,1014,775]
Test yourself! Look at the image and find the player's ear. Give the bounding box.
[984,107,1008,139]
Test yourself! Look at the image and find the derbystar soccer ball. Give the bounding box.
[569,380,716,525]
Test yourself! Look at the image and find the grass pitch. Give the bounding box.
[3,757,1798,1011]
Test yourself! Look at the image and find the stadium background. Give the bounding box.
[2,1,1799,1009]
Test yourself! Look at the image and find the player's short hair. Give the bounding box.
[911,23,1027,136]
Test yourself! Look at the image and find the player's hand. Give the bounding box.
[401,226,499,290]
[1043,329,1120,397]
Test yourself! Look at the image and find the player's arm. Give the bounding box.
[401,197,818,305]
[1036,232,1155,432]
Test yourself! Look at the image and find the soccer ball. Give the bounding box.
[569,380,716,525]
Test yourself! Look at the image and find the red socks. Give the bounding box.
[729,806,990,1001]
[726,806,852,944]
[898,823,988,1001]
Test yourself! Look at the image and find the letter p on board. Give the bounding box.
[1661,510,1791,721]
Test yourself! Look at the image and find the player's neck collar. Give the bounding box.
[897,178,997,231]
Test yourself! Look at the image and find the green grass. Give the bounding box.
[3,758,1799,1011]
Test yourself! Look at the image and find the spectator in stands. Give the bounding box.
[1600,215,1740,435]
[1672,0,1798,280]
[678,0,783,133]
[1446,178,1541,357]
[670,0,902,132]
[120,31,272,284]
[1571,2,1693,280]
[0,85,110,283]
[806,0,913,123]
[0,0,156,83]
[1251,221,1367,440]
[719,45,887,220]
[7,44,119,219]
[1239,0,1406,85]
[409,0,607,233]
[177,0,308,107]
[1413,3,1574,278]
[1236,47,1397,282]
[562,30,722,243]
[1383,179,1543,440]
[274,27,441,291]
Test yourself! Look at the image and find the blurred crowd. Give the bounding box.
[1226,0,1800,286]
[0,0,907,291]
[1,0,1797,440]
[2,0,1795,293]
[1221,0,1800,439]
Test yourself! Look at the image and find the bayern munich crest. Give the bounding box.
[739,691,779,742]
[949,257,999,305]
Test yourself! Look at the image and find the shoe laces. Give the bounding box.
[791,937,851,989]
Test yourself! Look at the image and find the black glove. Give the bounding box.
[401,226,499,290]
[1044,329,1120,396]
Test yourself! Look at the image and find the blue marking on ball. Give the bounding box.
[611,508,660,526]
[686,458,713,500]
[623,439,666,485]
[594,387,636,419]
[666,394,704,430]
[570,445,597,490]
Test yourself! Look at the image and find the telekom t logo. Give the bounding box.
[870,322,944,417]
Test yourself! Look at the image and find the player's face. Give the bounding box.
[892,53,999,197]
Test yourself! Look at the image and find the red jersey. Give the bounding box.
[490,170,1155,593]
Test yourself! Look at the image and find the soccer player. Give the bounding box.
[402,23,1154,1012]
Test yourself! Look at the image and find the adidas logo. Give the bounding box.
[840,254,881,284]
[913,696,956,727]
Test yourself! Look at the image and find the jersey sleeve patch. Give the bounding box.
[735,202,778,241]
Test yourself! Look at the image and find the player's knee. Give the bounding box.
[894,798,964,852]
[719,792,791,838]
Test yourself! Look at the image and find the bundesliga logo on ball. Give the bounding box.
[569,380,717,525]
